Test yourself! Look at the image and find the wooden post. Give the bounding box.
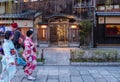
[70,49,74,60]
[41,48,44,60]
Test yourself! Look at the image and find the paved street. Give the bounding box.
[44,48,71,65]
[13,66,120,82]
[1,48,120,82]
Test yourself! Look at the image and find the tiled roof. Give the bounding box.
[0,10,36,19]
[0,0,8,2]
[45,13,76,19]
[96,12,120,16]
[73,3,94,9]
[96,0,120,4]
[0,0,13,2]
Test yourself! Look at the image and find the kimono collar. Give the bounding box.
[26,37,32,41]
[4,39,11,42]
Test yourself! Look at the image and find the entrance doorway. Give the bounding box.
[50,23,68,46]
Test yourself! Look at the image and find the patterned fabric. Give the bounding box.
[22,37,37,75]
[0,39,16,82]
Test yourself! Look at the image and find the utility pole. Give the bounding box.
[92,0,96,47]
[55,0,57,14]
[79,0,82,20]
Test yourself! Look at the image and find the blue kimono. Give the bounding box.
[0,39,17,82]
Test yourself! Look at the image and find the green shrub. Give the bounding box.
[75,50,85,59]
[0,56,2,60]
[94,49,118,61]
[70,49,119,62]
[106,50,118,61]
[70,49,85,59]
[70,49,87,60]
[70,49,75,59]
[37,58,45,62]
[94,50,106,60]
[36,50,39,55]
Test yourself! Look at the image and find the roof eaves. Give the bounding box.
[96,12,120,16]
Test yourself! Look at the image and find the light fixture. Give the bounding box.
[71,25,77,28]
[24,0,29,2]
[41,25,47,28]
[43,29,45,38]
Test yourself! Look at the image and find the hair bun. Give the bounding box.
[11,23,18,28]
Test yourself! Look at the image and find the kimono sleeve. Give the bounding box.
[2,43,15,64]
[29,39,35,49]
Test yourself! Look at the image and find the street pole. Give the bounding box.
[92,0,96,48]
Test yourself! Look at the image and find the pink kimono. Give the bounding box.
[22,37,37,75]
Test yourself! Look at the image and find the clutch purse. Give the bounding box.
[0,47,4,55]
[10,49,16,55]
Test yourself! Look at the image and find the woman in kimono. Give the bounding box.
[0,31,17,82]
[22,29,37,80]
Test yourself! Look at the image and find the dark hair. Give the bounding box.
[5,31,13,40]
[0,41,4,55]
[26,29,33,37]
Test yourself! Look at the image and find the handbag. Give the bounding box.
[0,47,4,55]
[16,57,26,66]
[10,49,16,55]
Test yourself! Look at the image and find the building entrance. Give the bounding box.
[50,23,68,46]
[37,14,79,47]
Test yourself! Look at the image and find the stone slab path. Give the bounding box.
[43,48,71,65]
[11,66,120,82]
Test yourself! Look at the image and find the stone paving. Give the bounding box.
[43,48,71,65]
[13,66,120,82]
[1,48,120,82]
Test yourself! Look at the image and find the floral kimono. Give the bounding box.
[22,37,37,75]
[0,39,16,82]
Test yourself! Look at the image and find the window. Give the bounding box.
[31,0,38,1]
[70,29,78,42]
[106,25,120,37]
[24,0,29,2]
[98,6,105,10]
[106,5,113,10]
[114,5,119,9]
[38,27,47,42]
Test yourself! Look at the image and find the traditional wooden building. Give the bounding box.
[73,0,94,20]
[0,0,36,43]
[22,0,79,47]
[0,0,80,47]
[94,0,120,47]
[1,0,102,47]
[0,10,35,36]
[36,14,79,47]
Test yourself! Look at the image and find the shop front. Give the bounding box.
[0,19,33,39]
[94,12,120,47]
[37,14,79,47]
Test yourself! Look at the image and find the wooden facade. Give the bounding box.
[94,15,120,46]
[0,20,32,38]
[37,15,79,47]
[94,0,120,47]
